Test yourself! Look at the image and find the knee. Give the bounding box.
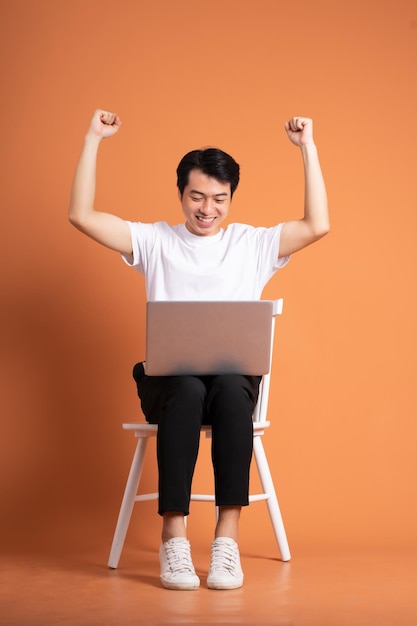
[207,375,259,418]
[210,375,254,401]
[165,376,207,409]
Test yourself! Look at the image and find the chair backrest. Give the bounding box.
[253,298,283,423]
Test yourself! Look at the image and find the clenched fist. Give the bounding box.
[285,117,314,147]
[87,109,122,139]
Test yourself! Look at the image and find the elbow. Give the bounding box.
[68,210,89,234]
[319,221,330,238]
[311,221,330,242]
[316,210,330,238]
[68,204,89,231]
[68,210,81,229]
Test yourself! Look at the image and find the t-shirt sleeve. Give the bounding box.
[254,222,290,277]
[120,221,138,268]
[273,222,291,270]
[120,221,157,273]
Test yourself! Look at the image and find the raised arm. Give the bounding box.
[278,117,330,258]
[68,109,133,255]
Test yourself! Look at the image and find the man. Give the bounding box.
[69,110,329,590]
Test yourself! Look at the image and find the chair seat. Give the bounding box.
[122,421,271,435]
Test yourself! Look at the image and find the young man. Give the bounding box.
[69,110,329,590]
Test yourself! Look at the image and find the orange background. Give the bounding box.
[1,0,416,559]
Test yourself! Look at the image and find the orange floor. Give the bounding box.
[1,544,417,625]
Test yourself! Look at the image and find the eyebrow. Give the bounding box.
[189,189,229,197]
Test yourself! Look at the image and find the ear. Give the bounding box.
[178,188,183,201]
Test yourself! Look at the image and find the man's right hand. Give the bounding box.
[87,109,122,139]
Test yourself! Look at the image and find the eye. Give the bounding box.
[190,196,202,202]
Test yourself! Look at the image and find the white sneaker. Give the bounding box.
[207,537,244,590]
[159,537,200,590]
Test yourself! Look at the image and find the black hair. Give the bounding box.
[176,148,240,198]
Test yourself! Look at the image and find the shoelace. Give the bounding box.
[210,543,238,574]
[165,542,195,575]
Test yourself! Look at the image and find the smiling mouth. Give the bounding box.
[196,216,216,223]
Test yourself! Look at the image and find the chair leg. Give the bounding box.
[253,435,291,562]
[108,437,149,569]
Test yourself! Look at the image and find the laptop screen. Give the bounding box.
[145,301,273,376]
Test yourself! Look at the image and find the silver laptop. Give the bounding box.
[145,301,273,376]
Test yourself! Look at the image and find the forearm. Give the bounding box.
[301,143,329,237]
[68,133,102,228]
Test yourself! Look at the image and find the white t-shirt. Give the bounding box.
[122,221,290,301]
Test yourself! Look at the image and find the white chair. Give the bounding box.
[108,299,291,568]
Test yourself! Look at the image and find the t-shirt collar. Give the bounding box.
[178,223,224,245]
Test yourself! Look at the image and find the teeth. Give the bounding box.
[197,216,215,222]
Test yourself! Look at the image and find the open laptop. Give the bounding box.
[145,300,274,376]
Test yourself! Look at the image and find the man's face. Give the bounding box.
[180,169,231,237]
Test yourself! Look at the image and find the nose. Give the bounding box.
[200,199,213,214]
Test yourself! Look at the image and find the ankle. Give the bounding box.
[162,512,187,543]
[214,506,241,542]
[162,532,187,543]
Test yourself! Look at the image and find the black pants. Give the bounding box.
[133,363,261,516]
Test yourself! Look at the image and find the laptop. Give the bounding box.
[145,300,273,376]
